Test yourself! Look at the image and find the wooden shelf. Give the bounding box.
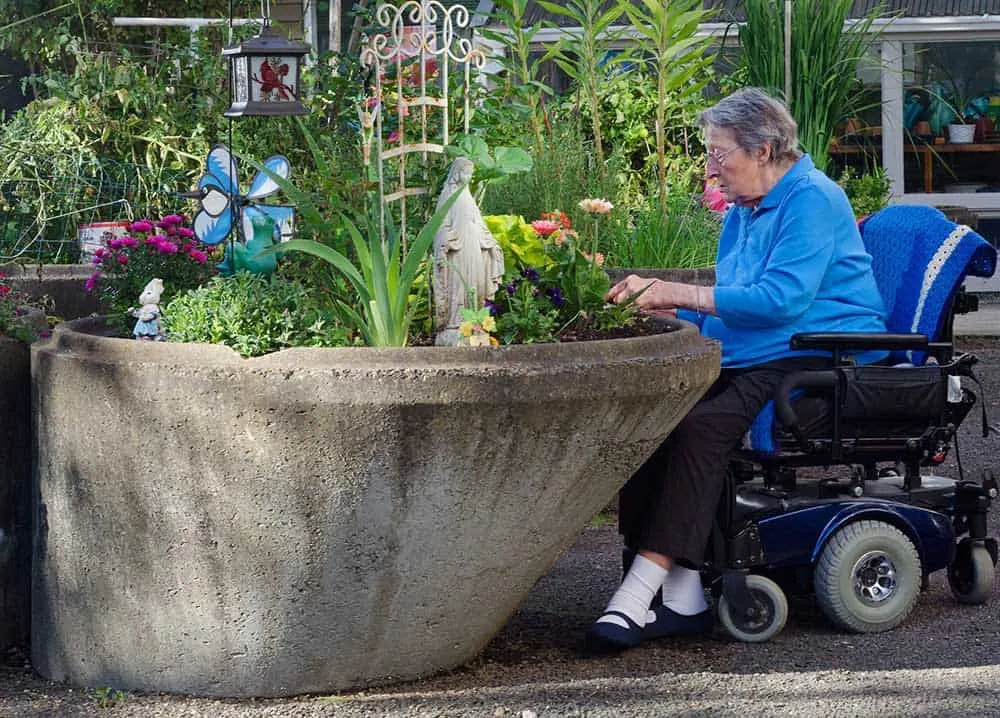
[830,142,1000,192]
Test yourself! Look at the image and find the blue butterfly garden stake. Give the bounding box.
[191,144,295,275]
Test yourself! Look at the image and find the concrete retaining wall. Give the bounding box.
[1,264,103,320]
[32,317,720,696]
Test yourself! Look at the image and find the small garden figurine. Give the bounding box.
[130,278,166,341]
[432,157,505,345]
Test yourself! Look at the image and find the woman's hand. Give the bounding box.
[606,275,714,316]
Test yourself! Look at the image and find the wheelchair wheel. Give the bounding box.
[814,520,921,633]
[948,541,995,605]
[717,574,788,643]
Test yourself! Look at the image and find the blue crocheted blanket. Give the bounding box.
[746,204,998,454]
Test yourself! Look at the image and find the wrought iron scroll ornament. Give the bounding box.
[359,0,486,242]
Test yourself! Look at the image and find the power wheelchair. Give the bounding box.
[704,205,1000,642]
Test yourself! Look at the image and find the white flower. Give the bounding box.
[578,198,613,215]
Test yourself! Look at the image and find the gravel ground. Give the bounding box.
[3,337,999,717]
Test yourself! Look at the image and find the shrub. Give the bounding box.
[163,273,354,357]
[85,214,217,317]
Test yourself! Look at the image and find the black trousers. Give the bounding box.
[619,356,832,565]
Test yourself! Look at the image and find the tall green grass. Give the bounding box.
[740,0,884,174]
[608,194,720,269]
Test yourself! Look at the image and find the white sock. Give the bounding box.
[596,554,667,629]
[661,565,708,616]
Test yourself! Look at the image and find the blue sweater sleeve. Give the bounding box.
[714,187,837,328]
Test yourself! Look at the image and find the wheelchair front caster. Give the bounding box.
[814,520,921,633]
[948,541,995,605]
[717,574,788,643]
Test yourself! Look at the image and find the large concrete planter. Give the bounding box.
[1,264,102,319]
[31,317,720,697]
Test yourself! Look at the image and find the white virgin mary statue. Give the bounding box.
[432,157,505,345]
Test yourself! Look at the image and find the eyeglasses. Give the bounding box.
[706,146,740,168]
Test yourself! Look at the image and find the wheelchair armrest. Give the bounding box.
[790,332,929,352]
[774,370,839,451]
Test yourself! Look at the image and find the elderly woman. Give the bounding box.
[591,88,888,651]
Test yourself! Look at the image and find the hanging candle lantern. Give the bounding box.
[223,25,310,117]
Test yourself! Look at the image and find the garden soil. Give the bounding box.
[3,337,1000,717]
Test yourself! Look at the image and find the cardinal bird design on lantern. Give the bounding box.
[255,57,295,102]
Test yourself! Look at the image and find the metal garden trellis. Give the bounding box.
[360,0,485,245]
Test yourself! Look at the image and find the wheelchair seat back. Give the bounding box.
[743,205,997,459]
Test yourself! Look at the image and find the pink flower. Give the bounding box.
[702,178,731,213]
[121,236,138,248]
[161,214,184,225]
[387,131,401,144]
[531,219,562,237]
[145,234,168,246]
[156,240,179,254]
[117,255,129,265]
[578,198,613,215]
[177,227,194,239]
[108,238,123,250]
[84,272,101,291]
[0,285,10,296]
[129,220,153,233]
[94,248,108,259]
[189,249,208,264]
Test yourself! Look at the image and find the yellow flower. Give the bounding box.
[482,315,496,332]
[459,321,474,337]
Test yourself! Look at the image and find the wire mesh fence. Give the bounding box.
[0,155,191,265]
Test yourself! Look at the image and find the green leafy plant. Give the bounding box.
[487,209,638,345]
[837,166,892,219]
[91,685,127,709]
[85,213,217,317]
[444,134,533,202]
[608,194,721,269]
[538,0,626,174]
[739,0,885,174]
[479,0,559,154]
[617,0,717,211]
[163,272,353,357]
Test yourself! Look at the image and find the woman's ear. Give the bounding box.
[756,143,773,165]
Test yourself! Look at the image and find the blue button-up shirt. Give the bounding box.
[680,154,887,368]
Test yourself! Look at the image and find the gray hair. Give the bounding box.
[697,87,802,164]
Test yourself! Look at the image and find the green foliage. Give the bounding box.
[739,0,884,174]
[484,215,551,271]
[537,0,626,172]
[86,214,217,317]
[478,0,558,153]
[609,195,720,269]
[837,166,892,219]
[487,212,634,345]
[617,0,717,210]
[0,27,367,261]
[248,124,465,347]
[481,122,630,248]
[494,277,560,344]
[164,272,353,357]
[0,274,42,343]
[444,134,533,202]
[91,685,127,709]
